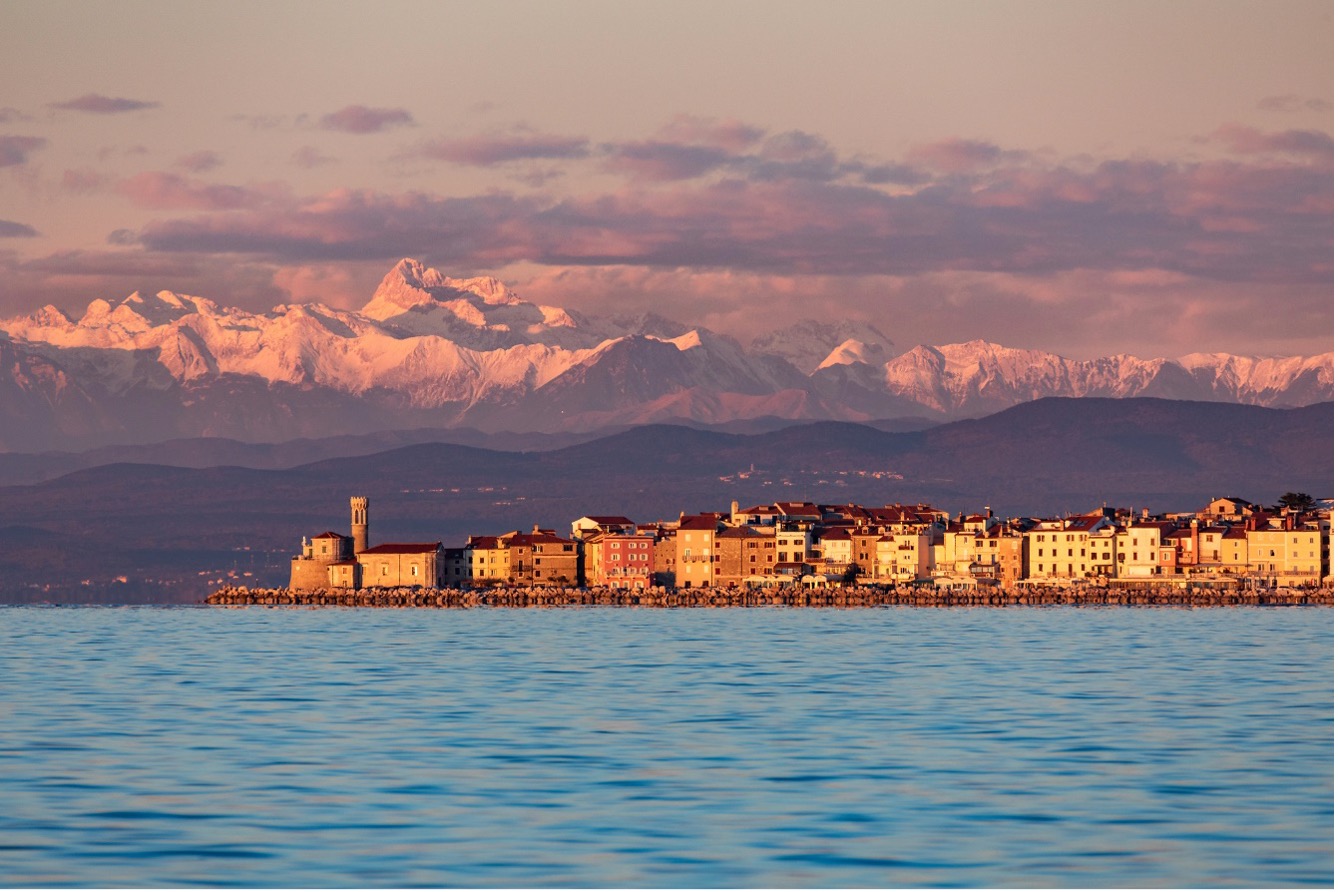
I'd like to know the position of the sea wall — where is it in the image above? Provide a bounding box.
[207,583,1334,609]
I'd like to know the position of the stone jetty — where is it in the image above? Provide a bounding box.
[206,583,1334,609]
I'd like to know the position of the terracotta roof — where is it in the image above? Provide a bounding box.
[579,515,635,526]
[313,531,348,540]
[505,532,576,546]
[678,514,720,531]
[775,501,821,516]
[359,542,442,555]
[717,526,768,539]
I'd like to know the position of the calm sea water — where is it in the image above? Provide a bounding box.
[0,605,1331,887]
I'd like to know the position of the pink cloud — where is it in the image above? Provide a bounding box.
[420,132,590,165]
[318,105,414,134]
[0,135,46,167]
[602,141,735,181]
[292,145,337,168]
[1258,95,1332,114]
[271,263,380,309]
[174,150,223,173]
[0,219,38,238]
[1211,124,1333,157]
[907,138,1008,173]
[654,115,765,151]
[50,93,159,114]
[61,168,110,194]
[0,249,290,317]
[127,145,1331,290]
[116,172,283,211]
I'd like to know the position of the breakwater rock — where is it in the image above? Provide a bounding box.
[206,583,1334,609]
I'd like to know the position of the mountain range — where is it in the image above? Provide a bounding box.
[0,258,1331,451]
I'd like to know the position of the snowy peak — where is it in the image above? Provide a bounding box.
[110,290,218,331]
[361,258,593,349]
[817,338,886,370]
[363,258,521,320]
[752,318,895,374]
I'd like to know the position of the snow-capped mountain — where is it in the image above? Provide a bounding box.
[0,259,1330,450]
[752,319,896,375]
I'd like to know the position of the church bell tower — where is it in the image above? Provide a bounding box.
[351,496,369,554]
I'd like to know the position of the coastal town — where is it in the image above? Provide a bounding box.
[208,493,1335,606]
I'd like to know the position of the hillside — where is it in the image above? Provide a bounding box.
[0,398,1329,604]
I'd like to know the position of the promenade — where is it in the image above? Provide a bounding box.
[207,583,1334,609]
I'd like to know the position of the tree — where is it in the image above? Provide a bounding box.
[1275,492,1318,513]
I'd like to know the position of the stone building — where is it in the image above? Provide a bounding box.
[356,542,446,588]
[289,497,368,592]
[288,496,446,591]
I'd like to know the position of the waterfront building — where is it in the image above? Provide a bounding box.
[1245,521,1324,585]
[676,513,721,588]
[1024,515,1118,583]
[498,528,580,585]
[714,525,777,587]
[443,547,469,586]
[465,535,510,584]
[875,531,932,582]
[1114,521,1171,579]
[817,527,854,576]
[356,542,447,588]
[586,530,657,589]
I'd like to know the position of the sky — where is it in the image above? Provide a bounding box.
[0,0,1331,359]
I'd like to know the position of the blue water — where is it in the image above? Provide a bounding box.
[0,606,1331,887]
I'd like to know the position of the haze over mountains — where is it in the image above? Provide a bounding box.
[0,258,1330,452]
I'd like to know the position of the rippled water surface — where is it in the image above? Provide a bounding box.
[1,606,1331,887]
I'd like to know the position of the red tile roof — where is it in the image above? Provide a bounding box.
[359,543,443,555]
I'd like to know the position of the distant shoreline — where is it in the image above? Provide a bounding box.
[207,584,1334,609]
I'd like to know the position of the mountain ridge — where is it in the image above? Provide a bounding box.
[1,258,1330,451]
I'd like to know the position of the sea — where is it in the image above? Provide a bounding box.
[0,605,1331,888]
